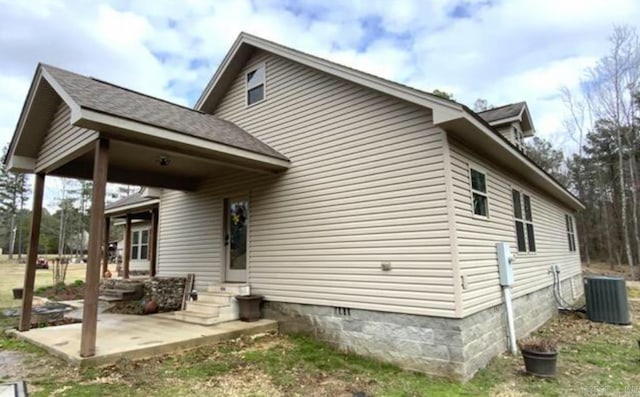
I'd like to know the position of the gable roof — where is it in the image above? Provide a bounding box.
[42,65,288,161]
[478,102,526,123]
[105,192,153,211]
[477,102,535,136]
[195,32,582,211]
[5,63,289,174]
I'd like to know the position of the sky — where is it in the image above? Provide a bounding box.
[1,0,639,206]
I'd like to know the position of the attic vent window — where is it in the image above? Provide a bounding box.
[246,64,265,106]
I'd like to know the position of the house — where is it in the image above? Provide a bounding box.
[6,33,583,380]
[103,188,160,277]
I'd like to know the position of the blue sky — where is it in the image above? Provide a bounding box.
[0,0,639,205]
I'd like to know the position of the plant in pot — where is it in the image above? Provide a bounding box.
[518,337,558,378]
[235,295,263,322]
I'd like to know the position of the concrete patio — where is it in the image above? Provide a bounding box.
[9,314,277,367]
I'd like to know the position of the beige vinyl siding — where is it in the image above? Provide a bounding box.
[449,138,581,316]
[158,49,456,317]
[157,183,224,291]
[36,101,98,172]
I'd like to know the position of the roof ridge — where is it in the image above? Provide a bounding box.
[477,101,525,113]
[41,64,207,115]
[238,33,463,109]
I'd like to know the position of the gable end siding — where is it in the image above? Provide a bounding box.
[448,137,581,316]
[36,101,98,172]
[158,49,457,317]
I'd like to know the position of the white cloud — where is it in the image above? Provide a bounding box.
[1,0,639,205]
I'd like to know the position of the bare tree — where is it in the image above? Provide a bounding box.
[583,26,640,275]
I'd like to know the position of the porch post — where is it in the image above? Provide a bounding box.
[18,173,45,332]
[123,215,131,279]
[149,208,158,277]
[80,139,109,357]
[102,216,110,277]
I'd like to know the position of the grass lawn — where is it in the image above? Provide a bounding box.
[0,289,639,396]
[0,256,86,308]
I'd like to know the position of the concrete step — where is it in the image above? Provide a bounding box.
[207,284,250,296]
[197,291,234,304]
[99,288,142,300]
[173,310,222,326]
[98,295,128,303]
[186,301,225,315]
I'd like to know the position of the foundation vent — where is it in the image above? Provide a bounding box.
[334,307,351,316]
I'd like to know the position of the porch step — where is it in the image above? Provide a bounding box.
[173,310,235,326]
[197,291,234,304]
[99,288,142,300]
[169,283,248,326]
[207,283,250,296]
[185,301,226,316]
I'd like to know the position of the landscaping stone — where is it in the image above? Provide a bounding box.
[100,277,186,314]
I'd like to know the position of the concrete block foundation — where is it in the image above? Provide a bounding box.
[263,273,583,381]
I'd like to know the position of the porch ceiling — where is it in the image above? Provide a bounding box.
[49,139,254,191]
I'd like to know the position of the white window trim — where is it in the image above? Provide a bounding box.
[245,62,266,107]
[512,186,536,255]
[468,165,489,220]
[131,228,150,261]
[566,214,577,252]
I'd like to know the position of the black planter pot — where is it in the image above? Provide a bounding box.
[12,288,23,300]
[521,349,558,378]
[235,295,263,322]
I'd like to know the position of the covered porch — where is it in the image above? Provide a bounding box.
[6,64,289,359]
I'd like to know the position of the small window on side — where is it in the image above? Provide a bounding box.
[512,189,536,253]
[470,168,488,217]
[246,64,265,106]
[566,214,576,252]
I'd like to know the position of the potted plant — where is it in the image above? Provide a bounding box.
[12,288,23,300]
[235,295,263,322]
[518,337,558,378]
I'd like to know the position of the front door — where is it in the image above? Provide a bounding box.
[225,197,248,282]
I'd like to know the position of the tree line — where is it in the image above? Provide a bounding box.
[0,145,135,264]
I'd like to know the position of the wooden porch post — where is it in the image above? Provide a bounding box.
[102,216,110,277]
[19,173,45,332]
[80,139,109,357]
[149,208,158,277]
[123,215,131,279]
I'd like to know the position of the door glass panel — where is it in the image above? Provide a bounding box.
[229,200,248,270]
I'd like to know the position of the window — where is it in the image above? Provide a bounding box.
[470,168,488,217]
[246,64,265,105]
[512,189,536,253]
[566,214,576,252]
[131,229,149,260]
[513,126,524,148]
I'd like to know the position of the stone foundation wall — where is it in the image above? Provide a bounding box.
[263,273,583,381]
[100,277,186,313]
[144,277,186,312]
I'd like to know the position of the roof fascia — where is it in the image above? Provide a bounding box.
[75,108,291,170]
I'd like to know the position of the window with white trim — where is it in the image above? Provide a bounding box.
[512,189,536,253]
[566,214,576,252]
[131,229,149,260]
[246,64,265,106]
[470,168,488,217]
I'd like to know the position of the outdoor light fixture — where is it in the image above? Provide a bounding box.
[158,156,171,166]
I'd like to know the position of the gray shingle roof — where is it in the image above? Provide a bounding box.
[41,64,288,161]
[105,193,155,212]
[477,102,526,124]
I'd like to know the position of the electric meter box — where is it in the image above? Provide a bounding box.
[496,242,514,287]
